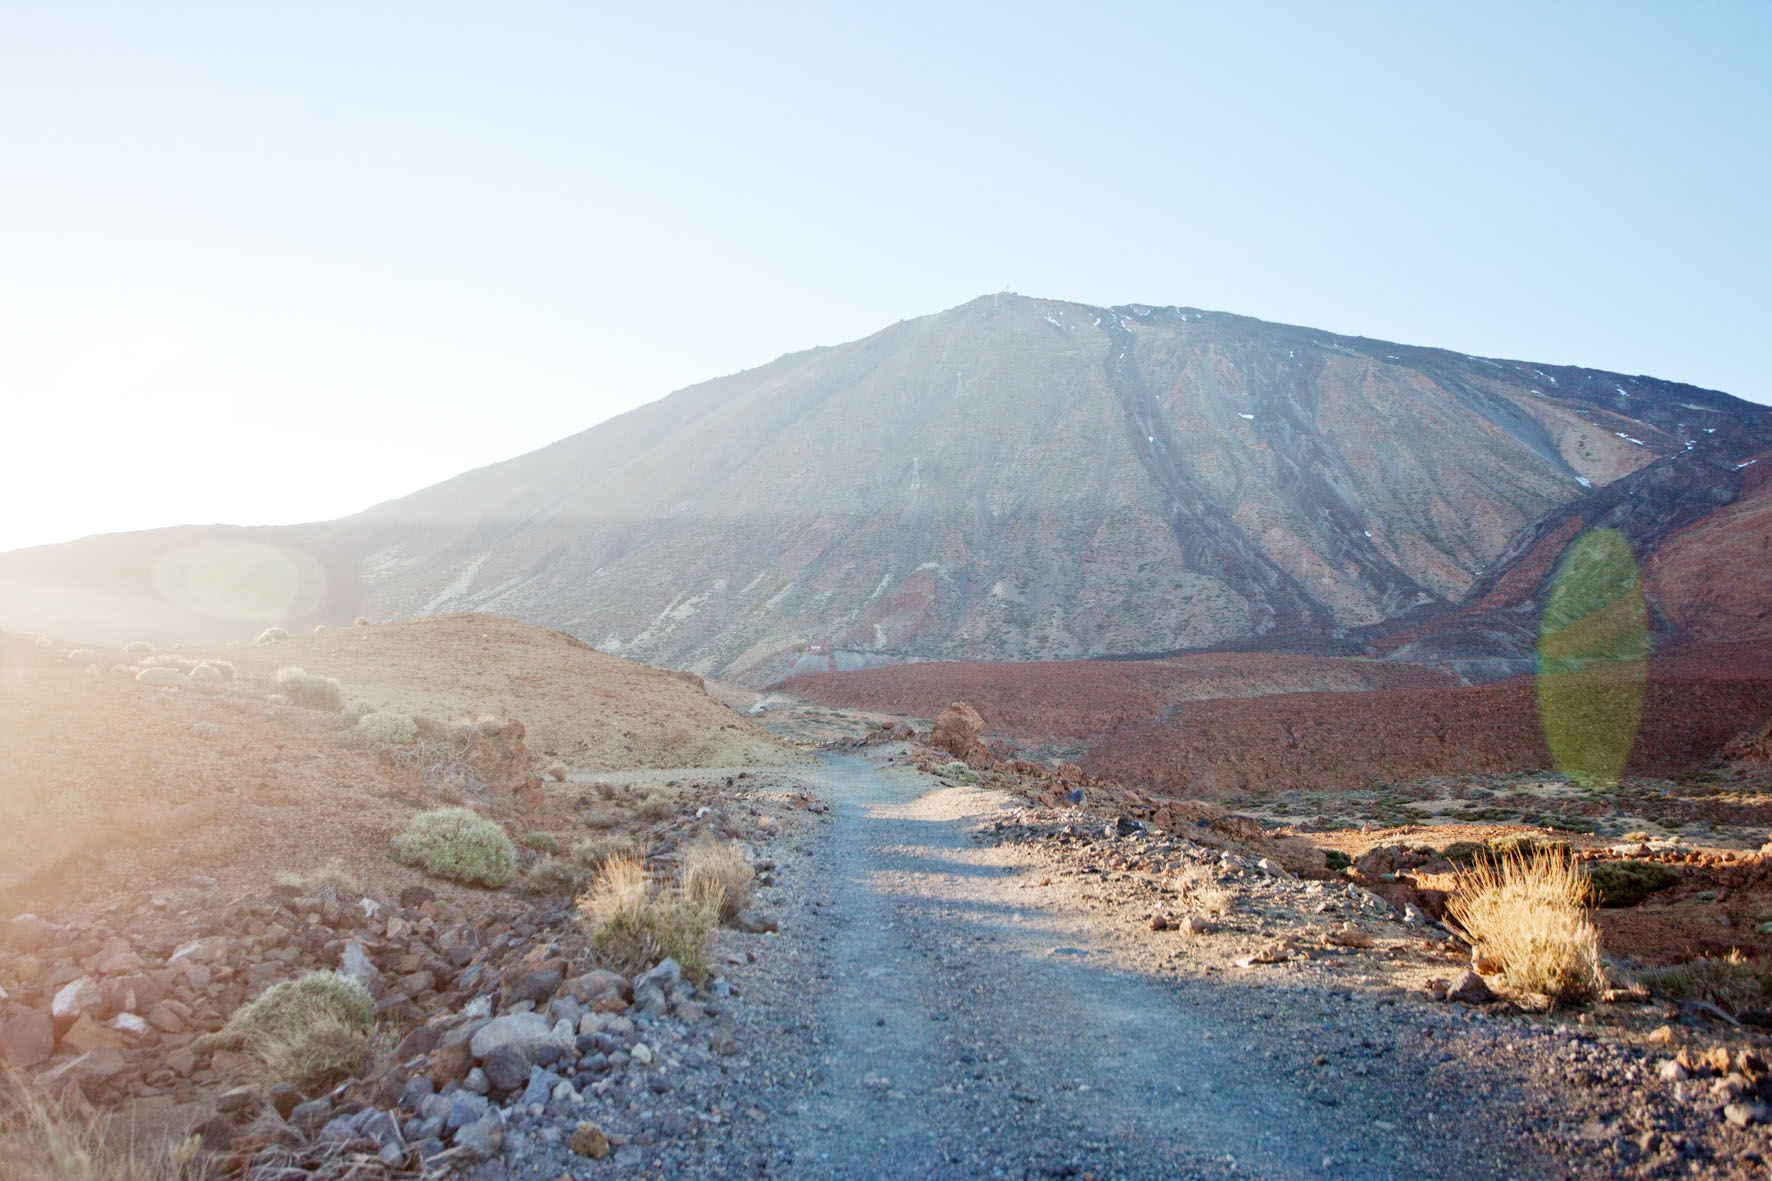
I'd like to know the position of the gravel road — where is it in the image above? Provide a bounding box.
[654,751,1569,1179]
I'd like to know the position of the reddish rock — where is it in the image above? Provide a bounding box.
[561,970,632,1008]
[930,702,985,759]
[0,1009,55,1067]
[426,1041,473,1087]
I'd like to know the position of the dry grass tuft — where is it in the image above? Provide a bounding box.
[1446,852,1603,1006]
[578,855,713,982]
[356,711,418,745]
[275,858,364,896]
[1172,866,1234,916]
[274,667,343,711]
[680,837,753,923]
[196,972,375,1092]
[635,787,676,822]
[1635,951,1770,1011]
[0,1072,204,1180]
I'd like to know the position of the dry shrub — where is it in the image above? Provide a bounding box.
[1635,951,1770,1011]
[1172,866,1234,916]
[354,616,371,627]
[255,627,288,645]
[275,858,364,896]
[357,711,418,745]
[275,667,343,711]
[1446,852,1602,1006]
[578,856,713,982]
[123,640,155,655]
[680,837,753,923]
[635,787,676,822]
[546,761,568,782]
[387,735,487,794]
[521,835,634,895]
[197,972,375,1092]
[0,1072,203,1180]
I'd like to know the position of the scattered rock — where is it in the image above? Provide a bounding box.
[1447,971,1495,1005]
[570,1120,610,1159]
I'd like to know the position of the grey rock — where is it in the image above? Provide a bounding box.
[455,1112,505,1160]
[483,1044,529,1093]
[520,1066,562,1108]
[402,1074,435,1107]
[732,909,778,934]
[1447,971,1495,1005]
[464,1067,490,1095]
[359,1109,403,1148]
[469,1011,555,1062]
[37,1047,126,1094]
[289,1099,333,1133]
[446,1093,491,1132]
[1725,1102,1771,1128]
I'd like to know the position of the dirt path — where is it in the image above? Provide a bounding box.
[699,751,1565,1179]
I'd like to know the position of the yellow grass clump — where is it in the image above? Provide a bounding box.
[0,1073,202,1180]
[1446,852,1603,1006]
[578,855,713,982]
[680,837,754,923]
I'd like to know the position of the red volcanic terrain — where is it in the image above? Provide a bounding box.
[785,645,1772,802]
[777,652,1456,742]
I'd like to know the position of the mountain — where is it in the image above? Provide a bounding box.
[4,294,1768,683]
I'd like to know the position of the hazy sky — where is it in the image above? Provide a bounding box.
[3,2,1768,553]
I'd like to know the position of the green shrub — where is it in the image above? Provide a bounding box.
[935,760,980,783]
[524,831,561,855]
[197,971,374,1091]
[1584,860,1677,907]
[1321,849,1351,872]
[256,627,288,644]
[392,807,516,887]
[275,666,343,711]
[358,711,419,745]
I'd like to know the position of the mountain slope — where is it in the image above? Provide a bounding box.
[3,294,1766,682]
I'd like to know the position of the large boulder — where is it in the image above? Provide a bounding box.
[930,702,985,759]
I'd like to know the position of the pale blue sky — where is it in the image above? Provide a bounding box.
[2,2,1768,552]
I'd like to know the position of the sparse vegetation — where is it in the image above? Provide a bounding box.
[276,858,365,895]
[1584,860,1678,908]
[187,663,225,688]
[255,627,288,644]
[275,666,343,711]
[0,1072,203,1180]
[1446,852,1603,1006]
[578,855,714,982]
[680,836,754,923]
[123,640,154,655]
[190,721,219,738]
[391,807,516,887]
[386,734,488,794]
[524,831,561,854]
[934,759,981,783]
[196,971,375,1091]
[546,760,568,782]
[357,711,418,745]
[520,834,637,895]
[354,616,371,627]
[1635,951,1770,1011]
[636,787,676,822]
[1173,866,1234,916]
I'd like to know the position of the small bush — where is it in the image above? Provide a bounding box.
[33,636,52,648]
[256,627,288,645]
[578,856,713,982]
[124,640,155,655]
[524,831,561,855]
[681,837,754,923]
[1446,853,1602,1006]
[135,667,190,688]
[546,761,568,782]
[636,787,676,822]
[392,808,516,887]
[1173,866,1234,915]
[934,760,980,783]
[188,663,225,688]
[358,711,418,745]
[190,721,220,738]
[1321,849,1352,872]
[1442,840,1487,865]
[1484,834,1571,862]
[1584,860,1678,908]
[354,616,371,627]
[275,858,364,895]
[1635,951,1769,1010]
[571,834,636,874]
[0,1073,203,1180]
[275,666,343,711]
[66,649,99,665]
[197,971,374,1091]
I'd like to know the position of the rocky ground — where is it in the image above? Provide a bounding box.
[8,667,1772,1178]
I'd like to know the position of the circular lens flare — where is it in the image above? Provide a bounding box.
[152,542,327,619]
[1536,527,1647,788]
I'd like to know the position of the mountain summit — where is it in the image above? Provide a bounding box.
[5,294,1767,682]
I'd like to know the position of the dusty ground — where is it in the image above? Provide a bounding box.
[0,618,805,912]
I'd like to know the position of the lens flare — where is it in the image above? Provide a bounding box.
[151,542,327,619]
[1535,527,1647,788]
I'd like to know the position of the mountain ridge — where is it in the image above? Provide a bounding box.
[3,293,1766,683]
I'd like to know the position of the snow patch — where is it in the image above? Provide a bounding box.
[1238,412,1255,421]
[1616,385,1630,398]
[422,554,490,614]
[1576,476,1592,488]
[1614,432,1647,446]
[1738,459,1760,470]
[1043,313,1064,329]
